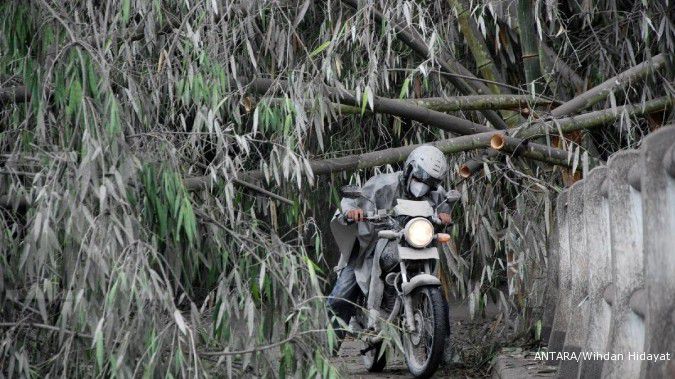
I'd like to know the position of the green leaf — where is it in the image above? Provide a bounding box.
[66,79,82,118]
[121,0,131,24]
[93,318,105,370]
[399,77,410,99]
[309,40,331,58]
[535,319,542,340]
[360,90,368,115]
[108,96,120,134]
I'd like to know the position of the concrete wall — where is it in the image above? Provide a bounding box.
[540,126,675,379]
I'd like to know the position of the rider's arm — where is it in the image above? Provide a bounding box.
[340,174,388,221]
[432,186,451,214]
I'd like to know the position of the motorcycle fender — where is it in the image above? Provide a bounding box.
[401,274,441,296]
[397,246,439,260]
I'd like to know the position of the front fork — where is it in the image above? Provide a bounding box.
[400,261,434,332]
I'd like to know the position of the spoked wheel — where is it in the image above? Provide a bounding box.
[402,287,446,378]
[362,340,387,372]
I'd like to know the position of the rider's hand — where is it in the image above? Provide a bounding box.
[346,208,364,222]
[438,212,452,225]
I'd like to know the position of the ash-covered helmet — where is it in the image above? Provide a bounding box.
[403,145,448,198]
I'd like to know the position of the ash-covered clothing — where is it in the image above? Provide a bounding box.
[328,171,450,329]
[334,171,450,292]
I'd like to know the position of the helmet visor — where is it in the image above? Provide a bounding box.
[412,170,440,188]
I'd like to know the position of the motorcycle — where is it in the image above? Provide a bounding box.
[330,185,460,378]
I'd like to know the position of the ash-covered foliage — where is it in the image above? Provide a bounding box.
[0,0,672,377]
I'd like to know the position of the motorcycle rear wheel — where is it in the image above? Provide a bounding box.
[402,287,446,378]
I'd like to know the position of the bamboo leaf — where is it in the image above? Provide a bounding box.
[121,0,130,24]
[309,40,330,58]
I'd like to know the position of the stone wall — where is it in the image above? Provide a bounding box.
[541,126,675,378]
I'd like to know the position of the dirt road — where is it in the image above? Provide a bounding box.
[330,296,507,378]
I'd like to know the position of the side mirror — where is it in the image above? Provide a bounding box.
[340,185,363,199]
[445,189,461,203]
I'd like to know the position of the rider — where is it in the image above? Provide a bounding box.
[327,145,453,343]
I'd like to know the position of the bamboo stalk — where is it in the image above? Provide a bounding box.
[490,133,600,167]
[340,0,509,130]
[448,0,525,127]
[512,96,672,139]
[186,97,671,191]
[409,95,556,112]
[549,53,667,117]
[251,78,494,135]
[449,0,503,95]
[459,153,489,178]
[517,0,543,93]
[540,43,585,91]
[11,86,555,113]
[184,133,498,191]
[458,54,668,177]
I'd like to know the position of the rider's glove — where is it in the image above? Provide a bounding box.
[438,212,452,225]
[346,208,364,222]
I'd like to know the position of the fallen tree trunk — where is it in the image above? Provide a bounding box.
[459,53,668,177]
[550,53,667,117]
[250,78,494,135]
[185,96,671,192]
[326,95,555,114]
[409,95,556,112]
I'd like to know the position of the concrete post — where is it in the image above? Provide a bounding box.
[547,189,571,365]
[601,150,644,379]
[559,181,590,378]
[579,166,613,378]
[541,193,560,343]
[640,127,675,378]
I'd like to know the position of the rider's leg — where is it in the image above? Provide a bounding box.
[327,264,360,350]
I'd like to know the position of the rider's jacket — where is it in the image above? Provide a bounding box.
[333,171,452,292]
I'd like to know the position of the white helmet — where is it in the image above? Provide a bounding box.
[403,145,448,198]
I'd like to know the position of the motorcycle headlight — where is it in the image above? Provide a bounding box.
[404,218,434,248]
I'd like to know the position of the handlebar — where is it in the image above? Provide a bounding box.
[341,211,451,226]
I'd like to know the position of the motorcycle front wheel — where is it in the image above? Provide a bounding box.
[402,287,446,378]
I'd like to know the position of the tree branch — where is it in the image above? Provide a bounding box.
[549,53,667,117]
[459,53,669,177]
[340,0,509,130]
